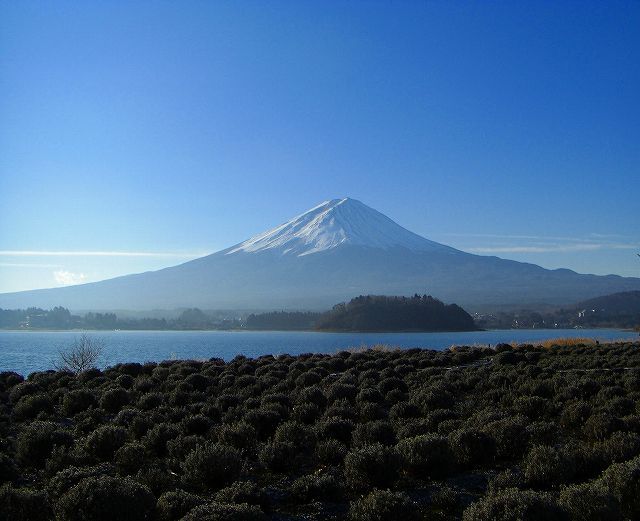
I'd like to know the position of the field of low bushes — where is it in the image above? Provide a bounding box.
[2,340,640,520]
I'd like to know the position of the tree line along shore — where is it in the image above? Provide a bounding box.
[0,295,479,333]
[2,291,639,332]
[2,339,640,520]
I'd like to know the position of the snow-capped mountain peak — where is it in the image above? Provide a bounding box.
[226,197,447,256]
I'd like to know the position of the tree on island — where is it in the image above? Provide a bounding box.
[315,294,478,332]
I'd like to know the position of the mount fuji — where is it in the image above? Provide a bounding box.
[2,198,639,311]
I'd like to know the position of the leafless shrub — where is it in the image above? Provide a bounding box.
[56,334,105,374]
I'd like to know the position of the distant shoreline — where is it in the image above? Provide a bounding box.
[0,326,632,333]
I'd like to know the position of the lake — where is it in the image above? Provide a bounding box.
[1,328,638,376]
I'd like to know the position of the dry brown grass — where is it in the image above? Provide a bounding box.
[535,337,597,349]
[344,343,399,353]
[448,343,491,351]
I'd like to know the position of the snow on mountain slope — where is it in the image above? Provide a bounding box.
[226,198,451,256]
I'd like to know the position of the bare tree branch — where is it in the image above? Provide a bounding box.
[55,334,104,374]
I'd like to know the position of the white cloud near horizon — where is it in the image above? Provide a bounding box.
[433,232,640,255]
[441,232,635,243]
[53,270,87,285]
[468,244,626,254]
[467,243,639,254]
[0,250,208,258]
[0,262,62,268]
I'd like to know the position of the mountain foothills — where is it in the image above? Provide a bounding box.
[1,198,639,311]
[477,291,640,330]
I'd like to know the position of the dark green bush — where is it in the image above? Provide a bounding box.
[583,414,624,441]
[494,351,520,365]
[358,402,387,422]
[182,443,243,491]
[62,389,98,417]
[525,420,557,446]
[9,381,39,403]
[523,445,576,487]
[598,431,640,465]
[559,401,591,431]
[315,439,348,465]
[389,401,419,422]
[16,420,73,468]
[513,395,549,420]
[137,392,163,411]
[46,464,112,499]
[327,383,357,403]
[273,420,315,450]
[0,453,19,483]
[116,374,135,388]
[352,420,395,447]
[414,388,454,411]
[603,396,634,416]
[558,482,621,521]
[598,455,640,518]
[114,363,144,377]
[167,434,205,459]
[114,442,147,475]
[242,409,281,440]
[396,433,453,477]
[344,443,401,490]
[214,481,269,511]
[181,414,211,436]
[181,502,266,521]
[296,386,327,409]
[289,402,319,424]
[157,489,204,521]
[55,475,155,521]
[483,416,528,460]
[296,371,322,387]
[84,425,127,460]
[430,485,464,512]
[462,488,566,521]
[449,428,496,468]
[315,417,354,444]
[0,484,51,521]
[143,422,180,456]
[100,387,130,413]
[185,373,209,391]
[487,468,526,492]
[356,388,384,405]
[290,471,343,502]
[258,441,296,472]
[13,393,53,420]
[0,371,24,392]
[349,489,419,521]
[135,463,177,496]
[215,421,253,449]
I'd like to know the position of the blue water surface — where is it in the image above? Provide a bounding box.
[0,328,637,376]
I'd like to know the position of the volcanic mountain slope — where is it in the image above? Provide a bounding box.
[1,198,639,311]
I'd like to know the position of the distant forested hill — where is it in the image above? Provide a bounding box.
[315,295,478,332]
[476,291,640,330]
[577,291,640,315]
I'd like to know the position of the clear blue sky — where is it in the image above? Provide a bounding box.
[1,1,639,293]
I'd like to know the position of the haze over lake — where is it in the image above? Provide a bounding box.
[2,328,637,376]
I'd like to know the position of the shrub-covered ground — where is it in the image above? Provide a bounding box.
[2,341,640,520]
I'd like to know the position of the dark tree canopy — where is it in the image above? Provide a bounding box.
[315,294,478,332]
